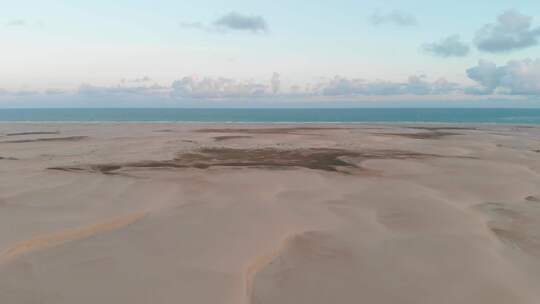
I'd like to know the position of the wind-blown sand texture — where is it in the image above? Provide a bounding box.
[1,123,540,303]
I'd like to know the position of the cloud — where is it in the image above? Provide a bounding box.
[370,10,417,26]
[4,62,540,108]
[474,10,540,53]
[77,83,168,97]
[179,21,208,31]
[45,89,68,95]
[5,19,27,27]
[171,76,269,99]
[180,12,268,34]
[271,73,280,94]
[422,35,470,57]
[319,75,458,96]
[121,76,152,84]
[466,59,540,95]
[213,12,268,33]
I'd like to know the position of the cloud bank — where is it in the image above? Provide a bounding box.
[474,10,540,53]
[319,75,458,96]
[422,35,470,57]
[2,59,540,107]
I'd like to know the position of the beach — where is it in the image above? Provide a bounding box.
[1,123,540,303]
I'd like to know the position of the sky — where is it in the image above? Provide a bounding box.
[1,0,540,107]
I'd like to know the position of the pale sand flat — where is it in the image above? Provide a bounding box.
[0,123,539,304]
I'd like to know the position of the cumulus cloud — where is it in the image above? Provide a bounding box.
[422,35,470,57]
[466,59,540,95]
[171,76,269,99]
[370,10,417,26]
[319,75,458,96]
[213,12,268,33]
[474,10,540,53]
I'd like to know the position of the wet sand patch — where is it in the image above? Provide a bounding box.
[6,132,60,136]
[213,135,253,142]
[1,136,88,144]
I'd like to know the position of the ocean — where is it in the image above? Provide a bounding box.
[0,108,540,124]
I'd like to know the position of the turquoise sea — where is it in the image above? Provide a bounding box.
[1,108,540,124]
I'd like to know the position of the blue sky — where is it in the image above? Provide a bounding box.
[1,0,540,107]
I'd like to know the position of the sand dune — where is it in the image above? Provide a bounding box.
[0,123,540,303]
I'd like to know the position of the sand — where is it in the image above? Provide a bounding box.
[1,123,540,303]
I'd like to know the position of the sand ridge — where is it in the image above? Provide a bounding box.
[0,211,147,263]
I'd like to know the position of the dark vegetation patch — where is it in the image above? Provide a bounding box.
[48,147,441,175]
[196,127,349,135]
[526,196,540,203]
[213,136,253,142]
[5,131,60,136]
[407,126,476,131]
[1,136,88,144]
[375,131,459,140]
[0,156,18,160]
[50,165,123,175]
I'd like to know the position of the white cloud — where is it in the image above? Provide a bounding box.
[422,35,470,57]
[171,76,268,98]
[467,59,540,95]
[370,10,417,26]
[318,75,459,96]
[474,10,540,53]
